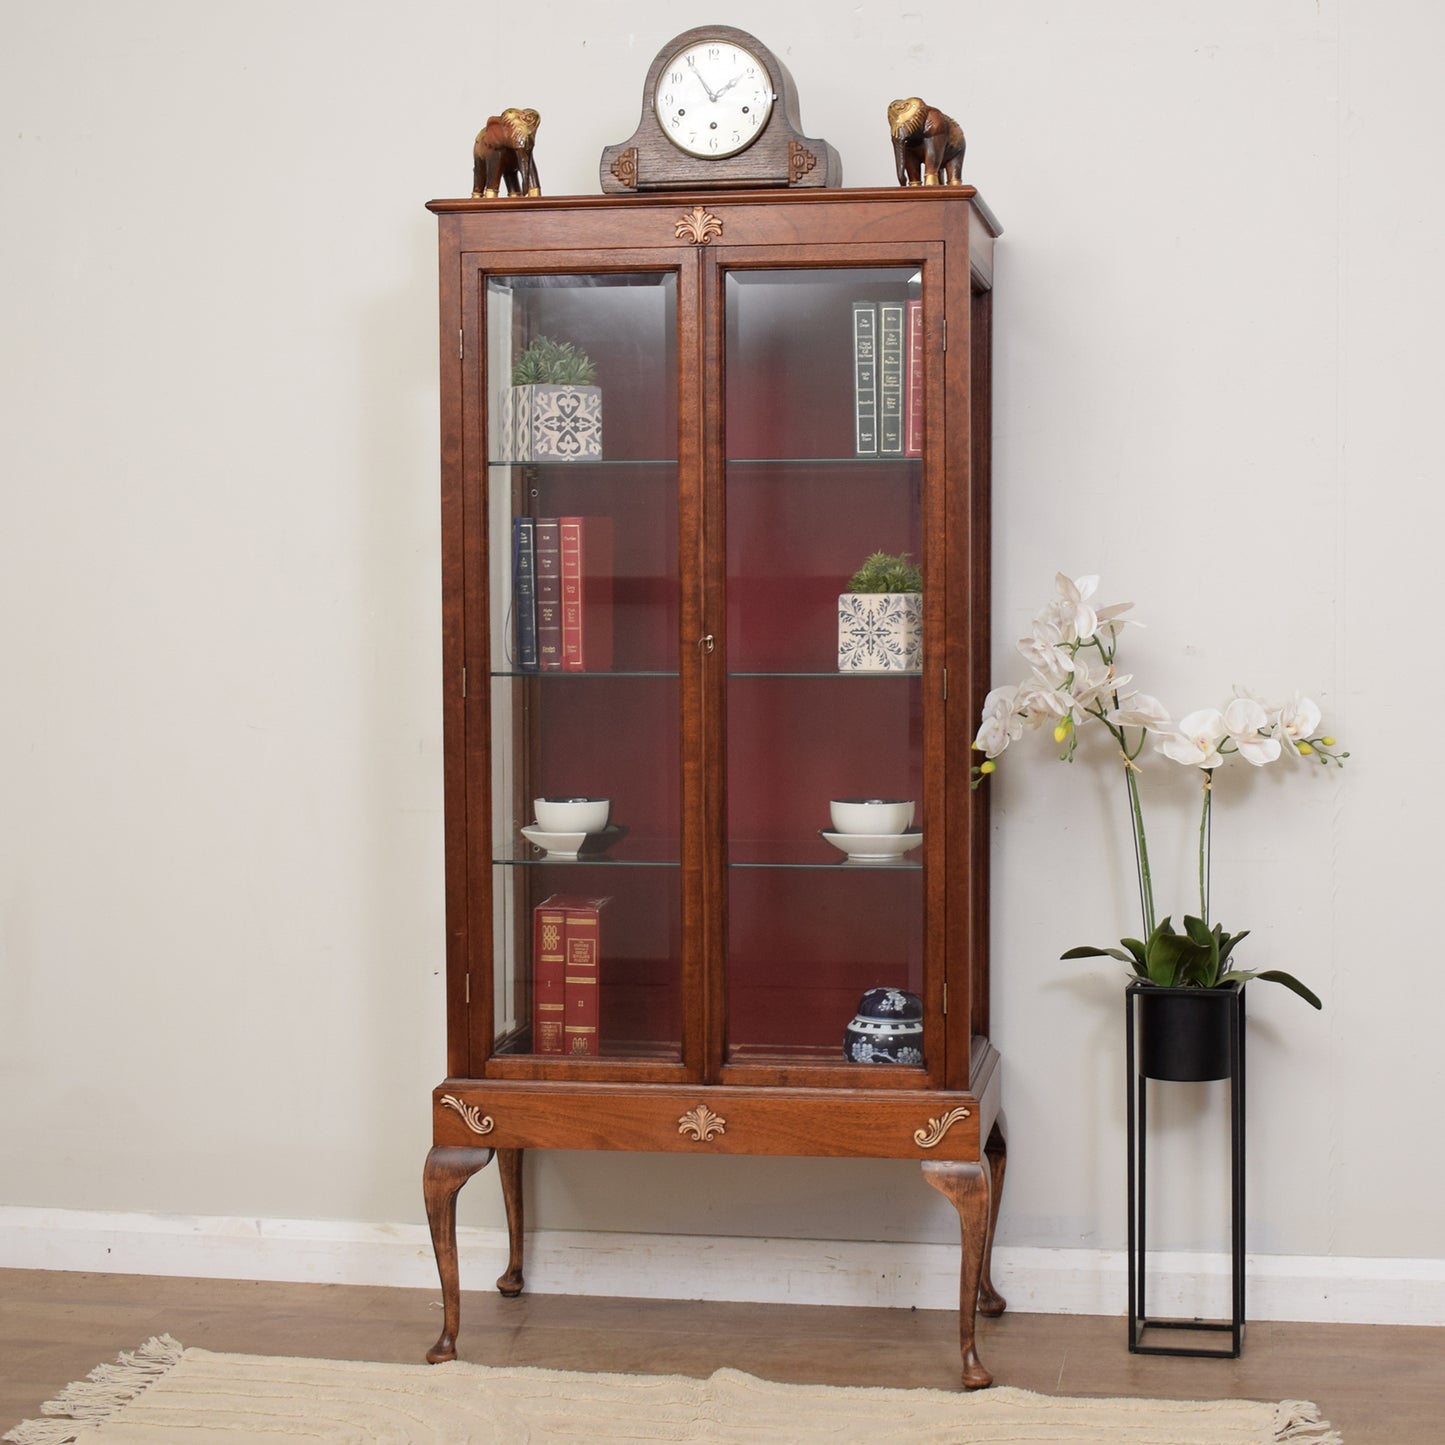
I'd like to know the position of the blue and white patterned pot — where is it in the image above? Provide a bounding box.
[837,592,923,673]
[844,987,925,1065]
[503,384,603,461]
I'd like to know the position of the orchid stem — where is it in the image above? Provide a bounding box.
[1198,772,1212,925]
[1124,755,1155,936]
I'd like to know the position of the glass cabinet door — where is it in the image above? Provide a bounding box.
[483,270,684,1067]
[722,265,928,1074]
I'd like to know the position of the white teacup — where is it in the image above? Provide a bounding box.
[829,798,914,835]
[534,796,610,834]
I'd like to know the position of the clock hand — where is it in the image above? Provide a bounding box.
[713,73,744,99]
[686,56,719,103]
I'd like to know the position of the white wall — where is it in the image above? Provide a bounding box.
[3,0,1441,1300]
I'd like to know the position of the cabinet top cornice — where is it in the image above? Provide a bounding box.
[427,185,1002,239]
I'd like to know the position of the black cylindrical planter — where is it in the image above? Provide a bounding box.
[1137,984,1238,1081]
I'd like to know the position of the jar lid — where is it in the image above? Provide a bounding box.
[854,987,923,1021]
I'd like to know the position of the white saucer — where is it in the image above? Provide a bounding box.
[521,823,625,859]
[820,827,923,861]
[522,825,586,858]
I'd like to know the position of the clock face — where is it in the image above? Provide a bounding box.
[653,39,775,158]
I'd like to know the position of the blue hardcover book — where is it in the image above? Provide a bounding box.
[512,516,538,671]
[852,301,878,457]
[533,518,564,671]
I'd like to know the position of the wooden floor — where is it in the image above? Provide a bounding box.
[3,1269,1440,1441]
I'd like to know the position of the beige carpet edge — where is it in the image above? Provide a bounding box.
[5,1335,1343,1445]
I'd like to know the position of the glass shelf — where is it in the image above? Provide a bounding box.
[486,456,919,471]
[729,837,924,869]
[729,670,923,680]
[488,458,679,470]
[726,456,923,468]
[491,668,681,680]
[495,833,681,868]
[490,669,920,681]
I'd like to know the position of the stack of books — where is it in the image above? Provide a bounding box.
[532,894,610,1056]
[511,515,614,672]
[852,298,923,459]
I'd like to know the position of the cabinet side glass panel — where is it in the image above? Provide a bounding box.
[723,267,925,1069]
[485,273,682,1063]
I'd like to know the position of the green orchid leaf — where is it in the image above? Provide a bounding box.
[1216,928,1250,967]
[1143,929,1209,988]
[1183,915,1212,946]
[1249,968,1324,1010]
[1117,937,1149,975]
[1061,945,1139,966]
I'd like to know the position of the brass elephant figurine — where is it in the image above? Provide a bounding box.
[887,98,965,187]
[472,107,541,198]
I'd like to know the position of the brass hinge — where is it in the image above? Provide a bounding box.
[459,329,464,361]
[462,666,468,698]
[942,981,948,1015]
[941,317,947,352]
[465,973,471,1005]
[942,666,948,701]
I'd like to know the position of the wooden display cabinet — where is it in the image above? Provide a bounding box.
[422,186,1006,1387]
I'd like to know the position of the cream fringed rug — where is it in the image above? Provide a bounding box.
[6,1335,1342,1445]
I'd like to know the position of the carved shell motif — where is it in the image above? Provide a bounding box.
[677,1104,726,1141]
[675,206,723,245]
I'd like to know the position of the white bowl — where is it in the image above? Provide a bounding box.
[829,798,914,835]
[534,796,610,834]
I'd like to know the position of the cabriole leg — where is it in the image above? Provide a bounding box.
[423,1145,493,1363]
[922,1156,995,1389]
[978,1116,1008,1317]
[495,1147,525,1296]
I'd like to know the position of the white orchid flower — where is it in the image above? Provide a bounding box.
[1275,692,1323,756]
[1053,572,1101,643]
[1108,691,1172,732]
[1159,708,1228,769]
[974,684,1026,758]
[1222,696,1282,767]
[1096,600,1137,630]
[1016,617,1073,686]
[1067,652,1130,718]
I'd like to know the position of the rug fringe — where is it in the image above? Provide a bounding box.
[3,1335,184,1445]
[1274,1397,1343,1444]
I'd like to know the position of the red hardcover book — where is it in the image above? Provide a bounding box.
[559,516,614,671]
[905,298,924,458]
[539,893,610,1057]
[533,518,563,671]
[531,896,569,1054]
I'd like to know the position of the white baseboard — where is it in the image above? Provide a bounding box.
[2,1205,1441,1327]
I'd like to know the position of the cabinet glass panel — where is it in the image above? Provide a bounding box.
[485,272,682,1063]
[723,267,925,1069]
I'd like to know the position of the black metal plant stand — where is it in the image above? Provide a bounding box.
[1126,980,1245,1357]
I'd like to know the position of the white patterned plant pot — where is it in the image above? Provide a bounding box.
[837,593,923,673]
[503,384,602,462]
